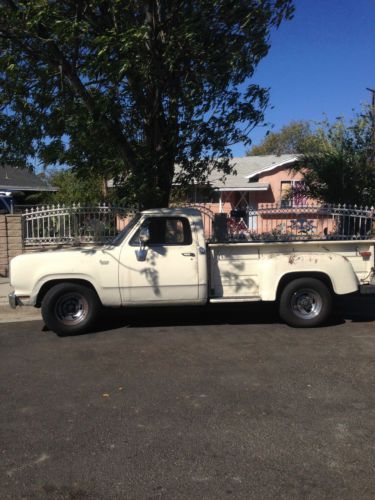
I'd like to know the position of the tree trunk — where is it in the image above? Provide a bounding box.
[140,159,174,209]
[101,176,108,200]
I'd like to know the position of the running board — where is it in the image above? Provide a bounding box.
[210,296,261,303]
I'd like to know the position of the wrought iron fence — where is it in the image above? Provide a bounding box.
[22,204,137,246]
[210,203,375,242]
[21,202,375,246]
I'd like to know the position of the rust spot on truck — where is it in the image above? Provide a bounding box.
[288,254,305,265]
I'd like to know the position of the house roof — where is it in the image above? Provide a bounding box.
[207,154,299,190]
[108,154,300,191]
[0,165,57,192]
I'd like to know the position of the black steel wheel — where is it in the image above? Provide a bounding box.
[41,283,101,336]
[279,277,332,327]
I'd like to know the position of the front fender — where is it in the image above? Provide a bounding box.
[260,253,359,301]
[10,249,122,307]
[30,273,102,306]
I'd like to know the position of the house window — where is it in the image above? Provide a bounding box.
[280,180,307,207]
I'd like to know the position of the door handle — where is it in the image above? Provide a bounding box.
[182,252,195,257]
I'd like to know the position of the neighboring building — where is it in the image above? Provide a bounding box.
[0,165,57,212]
[0,164,57,194]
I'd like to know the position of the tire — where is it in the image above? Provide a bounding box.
[279,277,332,328]
[41,283,101,336]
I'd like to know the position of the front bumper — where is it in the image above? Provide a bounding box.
[8,291,18,309]
[8,292,34,308]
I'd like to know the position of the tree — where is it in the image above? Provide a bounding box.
[48,168,140,206]
[294,108,375,206]
[45,169,104,205]
[0,0,294,208]
[248,120,325,155]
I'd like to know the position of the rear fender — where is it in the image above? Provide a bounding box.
[260,253,358,301]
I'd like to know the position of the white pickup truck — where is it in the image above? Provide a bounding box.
[9,207,375,335]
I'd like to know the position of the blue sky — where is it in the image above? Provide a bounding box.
[233,0,375,156]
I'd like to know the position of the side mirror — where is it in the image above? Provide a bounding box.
[139,227,150,245]
[136,227,150,261]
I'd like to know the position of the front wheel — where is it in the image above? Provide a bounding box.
[41,283,101,336]
[279,277,332,327]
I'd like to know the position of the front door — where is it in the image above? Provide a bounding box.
[119,216,200,304]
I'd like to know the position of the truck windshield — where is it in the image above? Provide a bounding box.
[111,214,141,246]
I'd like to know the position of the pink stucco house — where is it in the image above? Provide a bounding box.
[184,154,336,237]
[186,154,306,213]
[204,154,303,211]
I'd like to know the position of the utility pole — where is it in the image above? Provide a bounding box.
[367,87,375,159]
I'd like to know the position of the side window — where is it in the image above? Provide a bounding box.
[130,217,192,246]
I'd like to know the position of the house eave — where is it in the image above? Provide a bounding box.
[216,184,270,192]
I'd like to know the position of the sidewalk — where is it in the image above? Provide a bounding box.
[0,277,12,306]
[0,278,41,323]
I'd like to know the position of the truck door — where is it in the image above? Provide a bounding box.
[119,215,202,304]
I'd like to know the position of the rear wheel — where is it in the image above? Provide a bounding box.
[279,277,332,327]
[41,283,101,336]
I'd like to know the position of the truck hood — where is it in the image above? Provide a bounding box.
[10,247,104,292]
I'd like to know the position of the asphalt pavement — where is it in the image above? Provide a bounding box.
[1,300,375,499]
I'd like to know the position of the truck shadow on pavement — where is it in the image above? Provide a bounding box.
[77,294,375,335]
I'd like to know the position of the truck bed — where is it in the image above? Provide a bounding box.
[208,240,374,301]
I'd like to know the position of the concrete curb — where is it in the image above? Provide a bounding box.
[0,281,11,307]
[0,281,42,323]
[0,305,42,324]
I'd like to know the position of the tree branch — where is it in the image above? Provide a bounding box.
[1,0,137,169]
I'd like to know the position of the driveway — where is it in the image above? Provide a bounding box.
[1,299,375,499]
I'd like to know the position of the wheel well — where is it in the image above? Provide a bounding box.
[276,272,334,300]
[36,279,99,307]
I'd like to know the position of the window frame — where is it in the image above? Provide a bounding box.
[129,216,193,247]
[280,180,307,208]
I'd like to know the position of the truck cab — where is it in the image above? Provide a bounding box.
[115,208,208,305]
